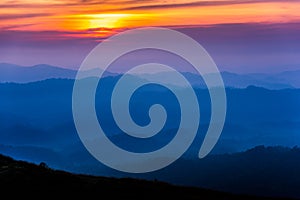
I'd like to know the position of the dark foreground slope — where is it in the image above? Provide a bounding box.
[0,154,285,199]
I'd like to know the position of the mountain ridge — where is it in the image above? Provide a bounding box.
[1,146,300,199]
[0,152,295,199]
[0,63,299,89]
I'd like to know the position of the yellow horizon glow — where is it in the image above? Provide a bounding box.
[87,14,132,29]
[58,13,157,31]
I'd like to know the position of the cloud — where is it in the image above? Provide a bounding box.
[0,0,298,10]
[0,23,37,31]
[0,13,52,20]
[0,29,111,48]
[118,0,299,11]
[0,0,298,14]
[1,21,299,48]
[0,21,299,71]
[0,0,135,9]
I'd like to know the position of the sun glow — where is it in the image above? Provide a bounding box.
[56,13,157,37]
[86,13,132,29]
[59,13,154,32]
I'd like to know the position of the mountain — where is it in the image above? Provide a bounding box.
[221,71,294,89]
[0,63,118,83]
[0,63,77,82]
[0,153,278,199]
[0,63,298,89]
[0,78,299,158]
[139,71,294,89]
[275,70,300,88]
[0,78,300,198]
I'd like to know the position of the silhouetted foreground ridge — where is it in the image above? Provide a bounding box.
[0,154,292,199]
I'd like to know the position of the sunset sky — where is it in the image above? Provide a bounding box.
[0,0,300,73]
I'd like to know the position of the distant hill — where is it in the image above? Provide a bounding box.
[0,153,278,199]
[275,70,300,88]
[0,63,77,82]
[0,78,299,153]
[139,71,294,89]
[0,63,117,83]
[0,63,299,89]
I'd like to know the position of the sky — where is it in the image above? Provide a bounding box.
[0,0,300,73]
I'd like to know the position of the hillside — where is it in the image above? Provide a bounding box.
[0,154,288,199]
[0,76,299,198]
[0,78,299,155]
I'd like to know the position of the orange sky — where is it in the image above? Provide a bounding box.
[1,0,300,36]
[1,1,300,72]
